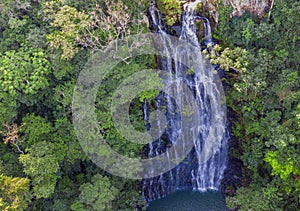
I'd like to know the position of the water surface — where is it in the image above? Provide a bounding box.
[147,190,227,211]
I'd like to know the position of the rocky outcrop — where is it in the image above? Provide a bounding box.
[181,0,272,28]
[183,0,219,28]
[223,0,272,18]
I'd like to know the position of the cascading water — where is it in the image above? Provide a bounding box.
[142,3,228,202]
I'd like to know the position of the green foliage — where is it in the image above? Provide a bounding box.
[53,118,86,163]
[203,44,248,73]
[0,92,17,126]
[96,57,157,159]
[19,141,66,199]
[265,151,298,180]
[215,1,300,209]
[45,2,90,59]
[0,155,23,178]
[40,176,80,211]
[21,114,53,145]
[51,81,75,118]
[186,67,195,75]
[71,174,118,211]
[226,185,283,211]
[157,0,182,25]
[0,12,46,53]
[110,176,146,210]
[0,0,159,210]
[139,90,160,102]
[0,47,50,103]
[0,175,31,211]
[44,0,146,59]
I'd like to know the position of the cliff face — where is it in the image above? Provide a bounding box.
[182,0,272,28]
[224,0,271,17]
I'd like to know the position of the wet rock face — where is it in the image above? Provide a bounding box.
[201,0,219,28]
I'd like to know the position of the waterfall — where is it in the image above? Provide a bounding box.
[143,4,228,202]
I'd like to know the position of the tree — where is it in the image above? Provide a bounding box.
[44,0,142,59]
[0,47,50,105]
[19,141,65,199]
[71,174,118,211]
[226,185,283,210]
[0,92,17,128]
[0,175,31,211]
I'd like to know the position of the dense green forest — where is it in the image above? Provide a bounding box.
[212,1,300,210]
[0,0,299,210]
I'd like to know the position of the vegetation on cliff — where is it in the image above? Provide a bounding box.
[210,0,300,210]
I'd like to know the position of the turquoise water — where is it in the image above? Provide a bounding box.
[147,190,227,211]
